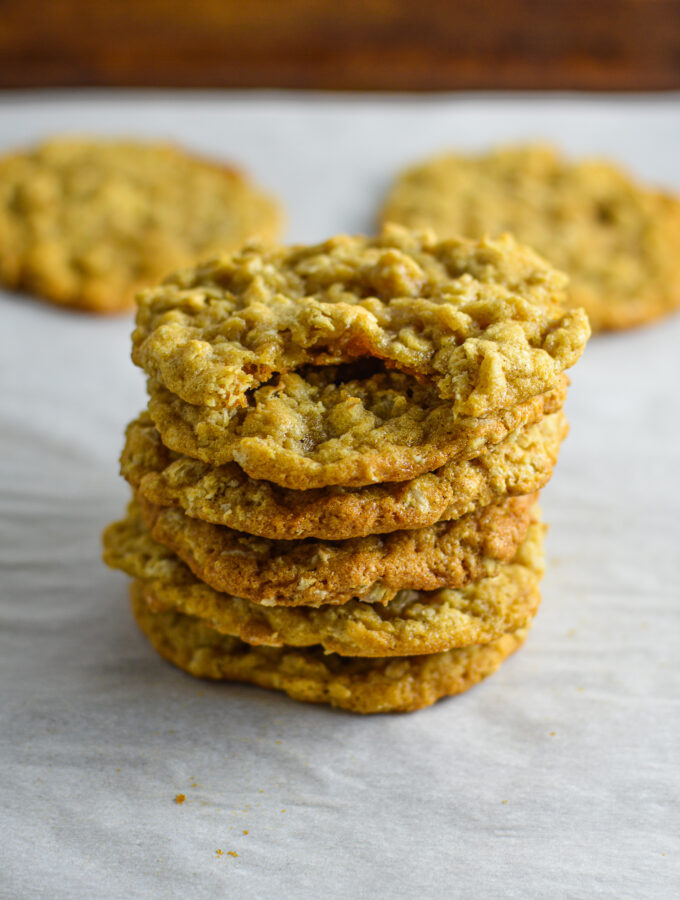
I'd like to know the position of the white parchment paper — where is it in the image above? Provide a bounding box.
[0,92,678,900]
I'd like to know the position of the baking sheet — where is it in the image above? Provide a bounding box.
[0,92,678,899]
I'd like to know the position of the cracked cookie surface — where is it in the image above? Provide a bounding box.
[132,226,588,411]
[130,585,530,714]
[381,144,680,332]
[147,364,568,489]
[102,508,544,657]
[0,137,281,312]
[136,492,537,606]
[122,410,566,540]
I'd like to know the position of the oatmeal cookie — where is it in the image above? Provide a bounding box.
[132,226,588,412]
[102,509,544,657]
[130,584,531,713]
[122,410,566,540]
[381,144,680,332]
[146,365,568,489]
[136,492,537,606]
[0,137,281,312]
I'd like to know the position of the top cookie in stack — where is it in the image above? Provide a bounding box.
[103,225,590,713]
[131,225,587,488]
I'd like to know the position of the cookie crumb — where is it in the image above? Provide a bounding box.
[243,830,249,835]
[549,731,556,737]
[228,851,238,858]
[216,849,223,857]
[175,793,186,804]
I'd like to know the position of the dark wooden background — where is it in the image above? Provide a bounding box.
[1,0,679,91]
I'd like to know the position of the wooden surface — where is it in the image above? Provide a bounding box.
[1,0,680,91]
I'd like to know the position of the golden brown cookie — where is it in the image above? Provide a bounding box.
[136,492,537,607]
[122,410,566,540]
[381,144,680,332]
[102,508,544,657]
[0,137,281,313]
[146,365,568,489]
[132,225,589,412]
[130,584,531,714]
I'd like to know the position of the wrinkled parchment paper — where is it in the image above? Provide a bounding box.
[1,93,678,899]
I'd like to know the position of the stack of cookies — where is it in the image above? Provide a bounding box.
[103,226,590,713]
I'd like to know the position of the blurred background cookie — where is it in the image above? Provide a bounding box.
[381,144,680,332]
[0,137,281,313]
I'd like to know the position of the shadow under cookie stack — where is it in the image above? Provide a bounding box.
[103,226,590,713]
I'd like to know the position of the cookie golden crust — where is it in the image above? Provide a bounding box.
[381,144,680,332]
[122,410,566,540]
[132,226,589,412]
[130,585,530,713]
[136,492,537,607]
[0,137,281,313]
[147,364,568,489]
[102,510,544,657]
